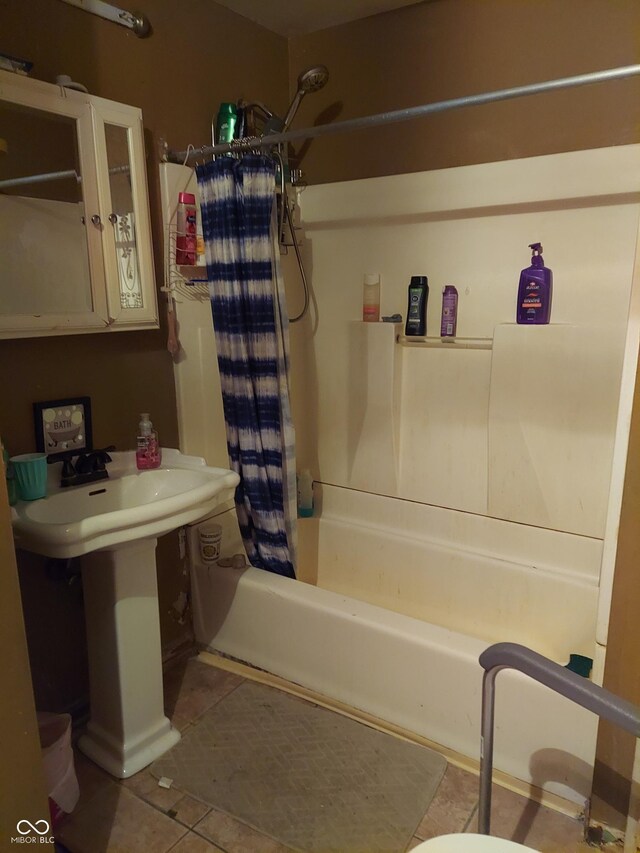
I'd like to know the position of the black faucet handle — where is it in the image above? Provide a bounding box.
[76,446,116,473]
[92,451,109,471]
[92,446,115,466]
[61,457,76,478]
[75,453,92,474]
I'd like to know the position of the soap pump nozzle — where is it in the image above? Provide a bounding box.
[528,242,544,266]
[139,413,152,435]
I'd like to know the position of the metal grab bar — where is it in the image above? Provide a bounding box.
[478,642,640,837]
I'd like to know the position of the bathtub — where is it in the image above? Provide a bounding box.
[189,485,601,806]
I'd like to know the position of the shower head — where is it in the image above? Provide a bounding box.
[298,65,330,95]
[282,64,329,132]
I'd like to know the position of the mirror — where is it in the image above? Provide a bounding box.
[0,100,93,315]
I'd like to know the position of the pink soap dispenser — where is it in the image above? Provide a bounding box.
[136,413,161,470]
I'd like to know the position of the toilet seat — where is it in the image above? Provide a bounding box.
[411,833,538,851]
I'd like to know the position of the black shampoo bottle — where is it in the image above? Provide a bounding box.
[405,276,428,336]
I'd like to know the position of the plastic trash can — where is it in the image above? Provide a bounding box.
[37,712,80,829]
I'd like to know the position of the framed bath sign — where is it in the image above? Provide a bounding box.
[33,396,93,458]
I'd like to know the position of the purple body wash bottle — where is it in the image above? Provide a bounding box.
[440,285,458,340]
[516,242,553,324]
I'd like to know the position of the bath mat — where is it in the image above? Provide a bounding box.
[152,681,447,853]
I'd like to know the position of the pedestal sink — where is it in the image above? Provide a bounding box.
[12,449,239,778]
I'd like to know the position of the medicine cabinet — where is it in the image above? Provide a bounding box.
[0,69,158,338]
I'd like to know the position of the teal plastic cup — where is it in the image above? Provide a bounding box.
[10,453,48,501]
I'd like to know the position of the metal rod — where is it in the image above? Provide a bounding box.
[478,666,503,836]
[477,643,640,838]
[479,643,640,737]
[59,0,150,37]
[0,163,130,191]
[0,169,79,190]
[167,63,640,163]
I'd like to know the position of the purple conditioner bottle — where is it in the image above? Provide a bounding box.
[516,242,553,324]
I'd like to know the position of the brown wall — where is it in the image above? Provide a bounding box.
[0,0,288,712]
[289,0,640,184]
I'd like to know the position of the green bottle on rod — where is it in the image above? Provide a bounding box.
[215,103,237,152]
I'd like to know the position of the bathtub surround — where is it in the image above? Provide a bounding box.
[295,146,638,534]
[196,155,297,578]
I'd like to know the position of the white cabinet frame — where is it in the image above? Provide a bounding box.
[0,70,158,338]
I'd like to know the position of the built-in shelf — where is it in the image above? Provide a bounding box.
[396,335,493,350]
[178,264,207,283]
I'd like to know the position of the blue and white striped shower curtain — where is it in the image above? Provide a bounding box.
[196,155,297,578]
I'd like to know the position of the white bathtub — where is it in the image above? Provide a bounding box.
[190,488,601,806]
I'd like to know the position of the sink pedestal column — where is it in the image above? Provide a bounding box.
[78,537,180,778]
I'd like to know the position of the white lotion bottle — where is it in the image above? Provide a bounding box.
[362,273,380,322]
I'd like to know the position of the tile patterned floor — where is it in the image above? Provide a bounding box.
[56,656,605,853]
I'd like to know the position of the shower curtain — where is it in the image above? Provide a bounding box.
[196,154,297,578]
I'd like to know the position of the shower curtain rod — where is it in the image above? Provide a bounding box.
[167,63,640,164]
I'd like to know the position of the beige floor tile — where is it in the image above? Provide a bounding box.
[121,767,184,811]
[414,764,479,840]
[169,795,211,828]
[57,783,187,853]
[169,713,196,733]
[164,658,244,728]
[168,832,224,852]
[67,664,599,853]
[194,807,295,853]
[466,785,588,852]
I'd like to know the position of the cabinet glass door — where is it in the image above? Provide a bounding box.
[0,88,108,335]
[92,100,157,327]
[104,123,144,310]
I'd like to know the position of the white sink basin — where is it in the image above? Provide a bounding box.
[11,448,240,778]
[12,448,239,558]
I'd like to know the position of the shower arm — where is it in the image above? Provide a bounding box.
[281,90,304,133]
[166,63,640,163]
